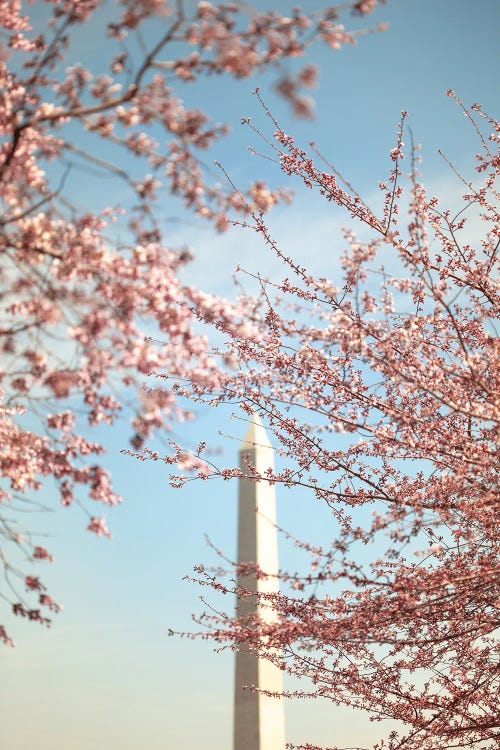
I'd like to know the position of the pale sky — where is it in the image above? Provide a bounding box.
[2,1,499,748]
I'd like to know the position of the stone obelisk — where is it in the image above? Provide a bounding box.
[233,416,285,750]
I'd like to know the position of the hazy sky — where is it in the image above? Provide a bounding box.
[2,1,499,748]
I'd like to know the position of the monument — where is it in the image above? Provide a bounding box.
[233,416,286,750]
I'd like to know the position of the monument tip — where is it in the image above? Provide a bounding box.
[240,414,273,452]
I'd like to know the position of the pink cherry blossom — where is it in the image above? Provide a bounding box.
[0,0,385,643]
[166,98,500,750]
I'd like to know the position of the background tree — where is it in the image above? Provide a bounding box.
[162,93,499,749]
[0,0,386,645]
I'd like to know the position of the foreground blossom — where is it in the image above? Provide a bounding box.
[0,0,385,642]
[163,95,499,749]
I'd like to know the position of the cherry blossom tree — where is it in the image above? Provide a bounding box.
[0,0,387,645]
[158,92,499,749]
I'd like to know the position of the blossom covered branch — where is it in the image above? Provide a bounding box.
[159,95,499,749]
[0,0,386,644]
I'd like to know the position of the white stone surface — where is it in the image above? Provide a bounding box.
[233,416,285,750]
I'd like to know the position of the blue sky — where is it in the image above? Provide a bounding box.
[2,1,499,748]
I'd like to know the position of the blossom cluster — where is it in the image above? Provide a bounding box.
[0,0,385,644]
[168,99,499,749]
